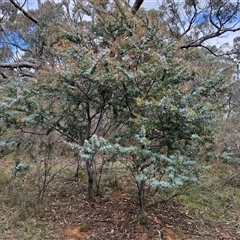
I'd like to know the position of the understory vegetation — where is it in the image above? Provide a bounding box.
[0,152,240,239]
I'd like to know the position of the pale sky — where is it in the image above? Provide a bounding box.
[133,0,159,9]
[21,0,159,10]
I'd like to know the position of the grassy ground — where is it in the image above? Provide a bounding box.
[0,155,239,240]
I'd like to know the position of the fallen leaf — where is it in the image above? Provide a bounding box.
[65,226,89,239]
[162,227,179,240]
[220,232,231,239]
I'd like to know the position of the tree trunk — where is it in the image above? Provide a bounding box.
[85,102,94,199]
[137,180,145,215]
[75,154,81,179]
[132,0,144,13]
[86,160,94,199]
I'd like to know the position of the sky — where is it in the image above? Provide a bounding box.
[131,0,159,9]
[21,0,159,10]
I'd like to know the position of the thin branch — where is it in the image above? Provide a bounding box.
[3,41,33,53]
[0,11,7,23]
[15,124,47,136]
[91,104,106,136]
[10,0,38,25]
[200,44,233,57]
[180,4,199,37]
[0,70,8,79]
[121,81,137,119]
[221,3,240,27]
[209,3,220,30]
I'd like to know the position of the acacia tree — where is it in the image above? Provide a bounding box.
[0,0,237,213]
[1,0,240,78]
[74,1,232,213]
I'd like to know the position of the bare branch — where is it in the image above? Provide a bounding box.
[10,0,38,25]
[180,26,240,49]
[0,62,39,69]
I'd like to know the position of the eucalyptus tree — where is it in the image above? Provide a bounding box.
[1,0,240,79]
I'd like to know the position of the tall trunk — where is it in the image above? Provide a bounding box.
[85,102,94,199]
